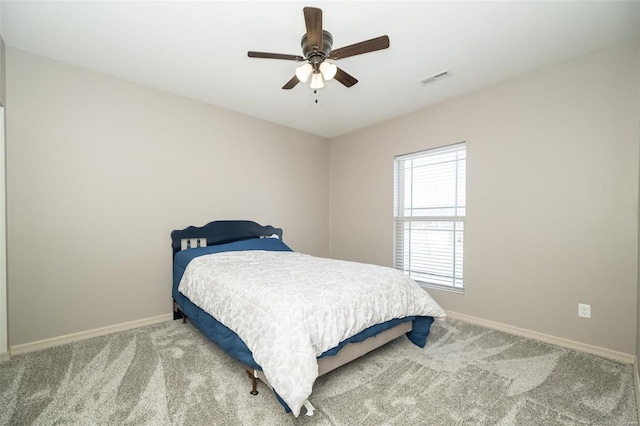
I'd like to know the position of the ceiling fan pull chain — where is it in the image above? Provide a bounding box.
[314,89,318,104]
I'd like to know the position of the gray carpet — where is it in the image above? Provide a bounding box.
[0,318,637,425]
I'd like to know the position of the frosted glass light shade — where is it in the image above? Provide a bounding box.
[319,61,337,80]
[295,63,313,83]
[310,72,325,89]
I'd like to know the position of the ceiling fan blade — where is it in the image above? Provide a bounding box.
[334,67,358,87]
[303,7,323,51]
[248,51,305,61]
[282,75,300,90]
[330,35,390,60]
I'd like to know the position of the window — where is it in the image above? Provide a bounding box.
[394,142,466,292]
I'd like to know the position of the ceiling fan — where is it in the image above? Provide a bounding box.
[247,7,390,90]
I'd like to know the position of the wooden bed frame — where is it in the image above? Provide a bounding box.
[171,220,416,415]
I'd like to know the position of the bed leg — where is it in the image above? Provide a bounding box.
[303,400,316,416]
[173,301,187,324]
[246,369,259,395]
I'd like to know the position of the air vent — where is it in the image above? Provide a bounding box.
[419,70,451,85]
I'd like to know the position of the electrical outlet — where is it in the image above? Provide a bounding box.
[578,303,591,318]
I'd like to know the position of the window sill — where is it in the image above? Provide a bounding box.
[417,281,465,295]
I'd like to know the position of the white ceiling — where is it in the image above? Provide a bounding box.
[2,1,638,138]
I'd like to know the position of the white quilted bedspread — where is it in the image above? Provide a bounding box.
[178,250,445,417]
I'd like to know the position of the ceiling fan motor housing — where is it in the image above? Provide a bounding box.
[301,30,333,63]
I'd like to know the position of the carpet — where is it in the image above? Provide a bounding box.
[0,318,637,425]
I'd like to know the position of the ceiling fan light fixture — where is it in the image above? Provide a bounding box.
[310,71,325,89]
[295,63,313,83]
[319,61,337,80]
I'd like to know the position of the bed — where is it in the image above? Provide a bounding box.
[171,220,446,417]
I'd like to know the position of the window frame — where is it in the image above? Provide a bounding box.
[393,142,466,294]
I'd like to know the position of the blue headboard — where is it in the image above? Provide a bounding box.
[170,220,283,259]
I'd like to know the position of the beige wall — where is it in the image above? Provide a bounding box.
[0,36,5,106]
[6,48,330,346]
[0,35,6,357]
[637,37,640,362]
[6,40,640,355]
[330,40,639,355]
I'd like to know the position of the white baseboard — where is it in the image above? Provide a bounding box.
[446,310,634,364]
[6,309,635,367]
[10,313,174,356]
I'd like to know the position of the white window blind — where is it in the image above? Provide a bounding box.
[394,142,466,291]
